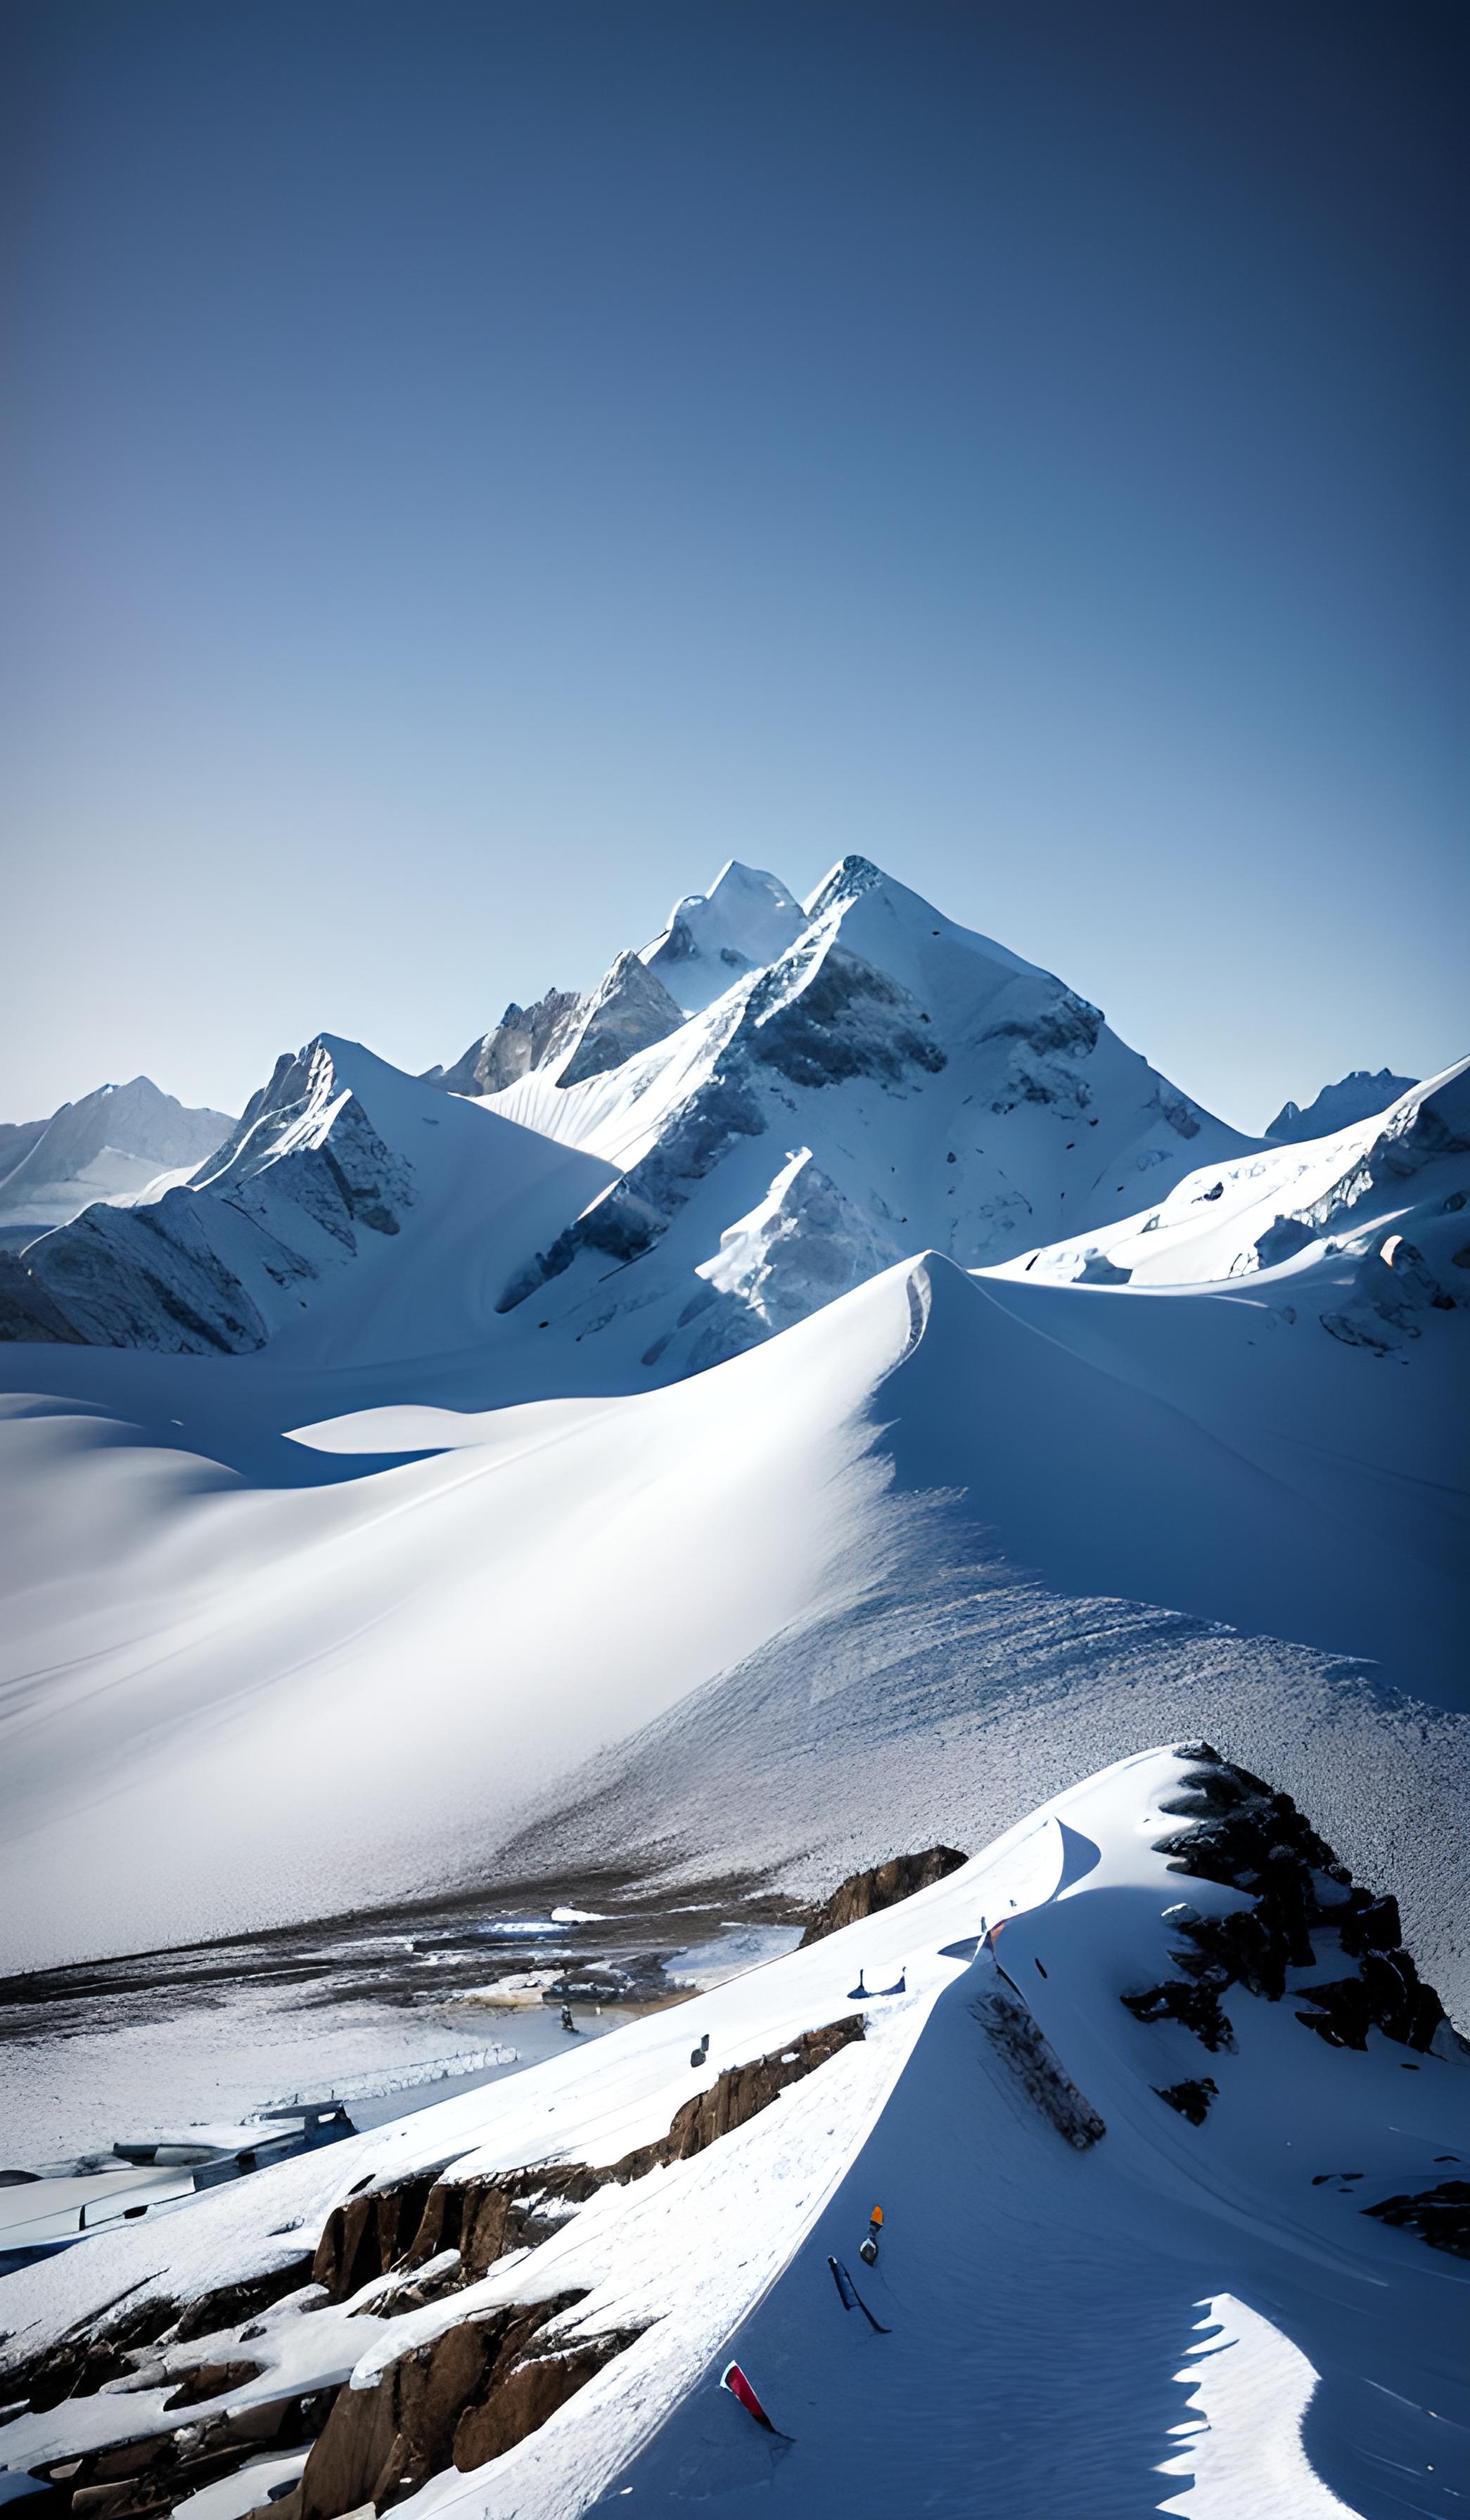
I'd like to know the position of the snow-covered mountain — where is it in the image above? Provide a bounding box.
[997,1059,1469,1344]
[0,1076,232,1249]
[3,1746,1464,2519]
[0,858,1251,1375]
[0,854,1463,1995]
[638,858,807,1012]
[425,952,685,1099]
[488,854,1253,1376]
[0,1039,612,1363]
[1266,1065,1417,1143]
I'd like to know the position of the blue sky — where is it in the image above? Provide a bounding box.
[4,0,1465,1131]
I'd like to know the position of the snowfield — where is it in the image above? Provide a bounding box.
[1,1747,1465,2517]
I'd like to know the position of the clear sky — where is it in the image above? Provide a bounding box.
[4,0,1465,1134]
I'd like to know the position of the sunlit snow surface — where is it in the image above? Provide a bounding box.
[2,1750,1464,2518]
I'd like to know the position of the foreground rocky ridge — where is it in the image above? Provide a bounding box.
[2,1750,1465,2520]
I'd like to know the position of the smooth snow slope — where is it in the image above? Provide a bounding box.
[3,1748,1464,2519]
[4,1197,1465,1990]
[0,1267,918,1969]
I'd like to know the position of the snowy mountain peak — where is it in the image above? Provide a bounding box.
[427,988,584,1098]
[0,1074,233,1248]
[554,949,684,1088]
[639,860,806,1014]
[0,1033,614,1362]
[1265,1065,1419,1143]
[801,850,885,918]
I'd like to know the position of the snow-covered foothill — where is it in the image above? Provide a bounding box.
[1,1748,1464,2519]
[0,1078,232,1246]
[995,1058,1469,1338]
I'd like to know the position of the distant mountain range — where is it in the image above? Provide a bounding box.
[0,1075,232,1251]
[1265,1065,1418,1143]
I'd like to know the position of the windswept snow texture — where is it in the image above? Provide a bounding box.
[0,1078,232,1247]
[1267,1067,1418,1144]
[2,1750,1464,2519]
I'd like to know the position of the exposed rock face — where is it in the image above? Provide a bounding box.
[971,1981,1106,2149]
[1154,2076,1218,2125]
[1123,1743,1450,2062]
[746,939,947,1091]
[1365,2179,1470,2260]
[0,1041,414,1354]
[554,951,684,1088]
[428,953,684,1100]
[18,2260,316,2412]
[428,991,584,1097]
[27,2382,334,2520]
[800,1846,966,1946]
[0,1249,87,1342]
[311,2017,867,2313]
[260,2295,615,2520]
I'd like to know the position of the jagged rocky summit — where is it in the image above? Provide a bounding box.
[0,855,1255,1367]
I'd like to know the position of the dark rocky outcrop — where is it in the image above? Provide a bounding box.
[161,2362,264,2412]
[0,1249,87,1342]
[800,1848,966,1946]
[1153,2077,1217,2126]
[971,1983,1106,2149]
[1364,2180,1470,2261]
[1123,1742,1449,2060]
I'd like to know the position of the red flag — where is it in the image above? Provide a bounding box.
[720,2360,777,2433]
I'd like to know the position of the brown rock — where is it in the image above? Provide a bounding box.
[162,2360,264,2412]
[452,2339,625,2471]
[799,1847,966,1946]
